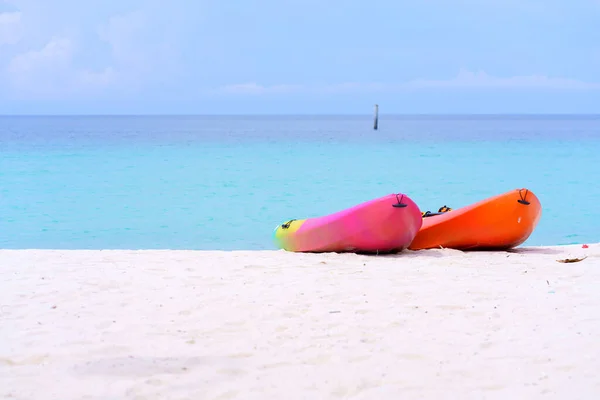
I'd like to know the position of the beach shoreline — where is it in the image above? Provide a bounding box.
[2,243,599,399]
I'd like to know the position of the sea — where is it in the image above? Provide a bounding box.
[1,115,599,250]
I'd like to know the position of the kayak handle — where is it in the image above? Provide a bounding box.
[517,189,531,205]
[281,219,296,229]
[392,194,408,208]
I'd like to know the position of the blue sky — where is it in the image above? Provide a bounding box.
[1,0,599,114]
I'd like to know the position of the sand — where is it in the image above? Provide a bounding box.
[1,243,599,400]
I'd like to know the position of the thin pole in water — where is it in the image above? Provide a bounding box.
[373,104,379,130]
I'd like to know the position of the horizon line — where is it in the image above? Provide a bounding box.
[1,112,600,118]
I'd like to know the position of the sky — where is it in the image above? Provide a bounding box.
[0,0,599,114]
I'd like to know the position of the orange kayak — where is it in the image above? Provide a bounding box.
[408,188,542,251]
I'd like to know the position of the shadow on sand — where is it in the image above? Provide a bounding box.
[506,247,563,255]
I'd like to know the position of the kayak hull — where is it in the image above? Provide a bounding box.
[274,193,423,253]
[408,188,542,251]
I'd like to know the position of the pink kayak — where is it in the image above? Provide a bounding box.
[273,193,423,253]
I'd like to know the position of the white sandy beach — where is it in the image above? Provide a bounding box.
[1,244,599,400]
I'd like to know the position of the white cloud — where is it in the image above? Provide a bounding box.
[0,11,21,45]
[6,36,74,96]
[94,9,182,91]
[97,10,148,87]
[8,36,72,72]
[6,36,115,98]
[0,4,183,99]
[76,67,115,87]
[409,69,600,90]
[217,69,600,95]
[219,82,304,95]
[217,82,388,95]
[1,3,184,99]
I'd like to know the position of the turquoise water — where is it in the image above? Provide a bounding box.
[1,115,599,250]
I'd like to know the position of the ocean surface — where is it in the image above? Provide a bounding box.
[1,115,599,250]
